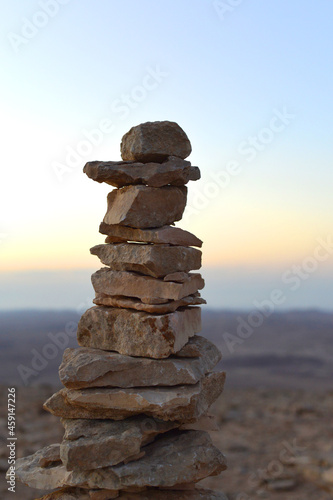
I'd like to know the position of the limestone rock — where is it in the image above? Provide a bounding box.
[100,223,202,247]
[93,293,206,314]
[91,269,205,302]
[38,443,62,468]
[84,156,199,187]
[37,488,228,499]
[43,372,226,422]
[164,271,190,282]
[77,306,201,358]
[120,121,192,163]
[36,488,92,499]
[22,431,226,491]
[60,416,177,471]
[8,445,68,490]
[103,185,187,229]
[90,244,202,278]
[59,336,221,389]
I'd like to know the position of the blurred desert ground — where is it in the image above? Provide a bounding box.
[0,309,333,499]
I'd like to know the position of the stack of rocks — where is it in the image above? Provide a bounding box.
[13,121,228,499]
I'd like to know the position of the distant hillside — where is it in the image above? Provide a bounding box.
[0,309,332,389]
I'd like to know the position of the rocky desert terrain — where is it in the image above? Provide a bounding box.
[0,309,332,499]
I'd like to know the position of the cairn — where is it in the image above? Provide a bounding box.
[12,121,228,499]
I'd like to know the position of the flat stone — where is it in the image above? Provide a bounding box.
[60,416,177,471]
[84,156,200,188]
[77,306,201,358]
[8,445,69,490]
[100,223,202,247]
[120,121,192,163]
[43,372,225,422]
[90,244,202,279]
[59,336,221,389]
[91,269,204,302]
[164,271,190,282]
[103,185,187,229]
[93,293,206,314]
[21,431,226,491]
[37,488,228,499]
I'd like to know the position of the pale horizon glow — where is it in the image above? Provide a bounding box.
[1,1,332,309]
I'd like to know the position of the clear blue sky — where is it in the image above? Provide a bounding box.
[1,0,332,310]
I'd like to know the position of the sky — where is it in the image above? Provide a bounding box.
[0,0,332,310]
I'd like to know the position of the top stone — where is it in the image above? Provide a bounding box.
[121,121,192,163]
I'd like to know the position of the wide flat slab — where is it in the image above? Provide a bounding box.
[91,269,204,302]
[59,336,221,389]
[90,243,202,278]
[99,223,202,247]
[84,156,200,188]
[43,372,225,422]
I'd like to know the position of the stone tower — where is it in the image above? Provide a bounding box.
[12,121,228,499]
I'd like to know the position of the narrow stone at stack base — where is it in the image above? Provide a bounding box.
[77,306,201,358]
[43,372,225,421]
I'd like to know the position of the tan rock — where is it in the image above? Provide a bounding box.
[8,445,69,490]
[60,416,177,471]
[103,185,187,229]
[91,269,204,302]
[84,156,199,187]
[37,488,228,499]
[38,443,62,468]
[77,306,201,358]
[120,121,192,163]
[36,488,92,499]
[93,293,206,313]
[90,244,202,278]
[181,414,219,432]
[164,271,190,282]
[22,431,226,491]
[115,489,228,499]
[100,223,202,247]
[43,372,226,422]
[59,336,221,389]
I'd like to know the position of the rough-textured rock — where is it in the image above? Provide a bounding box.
[60,416,177,471]
[59,336,221,389]
[164,271,190,282]
[103,185,187,229]
[100,223,202,247]
[43,372,225,422]
[38,443,62,468]
[92,269,205,302]
[90,244,202,278]
[37,488,228,499]
[120,121,192,163]
[20,431,226,491]
[7,445,68,490]
[36,487,92,499]
[77,306,201,358]
[84,156,199,188]
[93,293,206,314]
